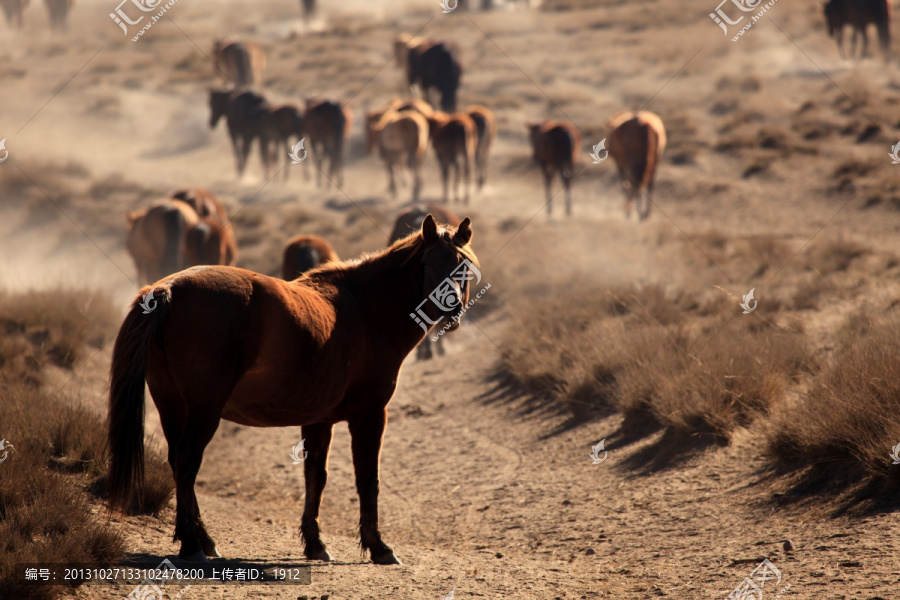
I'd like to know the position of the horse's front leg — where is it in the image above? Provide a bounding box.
[348,407,400,565]
[300,422,335,561]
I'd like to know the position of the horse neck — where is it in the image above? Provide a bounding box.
[332,244,428,355]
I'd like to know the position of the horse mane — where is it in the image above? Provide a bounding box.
[303,224,477,288]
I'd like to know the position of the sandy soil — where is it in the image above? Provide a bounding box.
[4,0,900,598]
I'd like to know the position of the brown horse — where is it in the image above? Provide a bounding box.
[428,111,477,204]
[823,0,891,59]
[170,188,230,224]
[466,105,496,190]
[107,216,478,564]
[264,103,306,180]
[184,218,238,268]
[404,40,463,113]
[44,0,72,29]
[607,111,666,221]
[305,99,352,187]
[527,120,580,216]
[213,39,267,88]
[281,234,339,280]
[366,109,430,201]
[0,0,27,27]
[125,200,199,285]
[209,89,274,178]
[388,205,462,360]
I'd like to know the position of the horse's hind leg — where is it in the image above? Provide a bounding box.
[543,165,554,215]
[348,407,400,565]
[300,423,335,562]
[440,162,450,203]
[170,411,221,561]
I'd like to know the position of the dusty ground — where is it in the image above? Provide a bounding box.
[3,0,900,598]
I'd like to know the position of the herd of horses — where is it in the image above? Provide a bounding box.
[101,0,894,569]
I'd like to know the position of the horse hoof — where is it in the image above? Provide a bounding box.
[371,551,402,565]
[306,548,334,562]
[179,550,209,563]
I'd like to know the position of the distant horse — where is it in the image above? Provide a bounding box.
[184,218,238,268]
[607,111,666,221]
[209,89,274,178]
[213,39,267,88]
[305,99,352,187]
[0,0,28,28]
[281,234,339,280]
[263,104,306,180]
[527,120,580,216]
[395,37,463,112]
[388,205,462,361]
[428,112,477,204]
[366,109,430,201]
[466,105,496,190]
[107,216,478,565]
[125,200,199,285]
[823,0,891,59]
[171,188,230,224]
[44,0,73,29]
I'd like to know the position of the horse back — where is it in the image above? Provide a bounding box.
[532,121,580,168]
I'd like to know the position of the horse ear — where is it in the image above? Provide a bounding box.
[421,214,438,242]
[454,217,472,245]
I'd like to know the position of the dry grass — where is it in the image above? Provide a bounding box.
[766,311,900,507]
[497,279,810,440]
[0,290,174,600]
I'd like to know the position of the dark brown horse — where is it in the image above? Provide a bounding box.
[44,0,73,29]
[527,120,580,216]
[466,105,496,190]
[428,111,477,204]
[281,234,339,280]
[305,99,352,187]
[125,200,199,285]
[607,111,666,221]
[107,216,478,564]
[264,103,306,179]
[395,37,463,113]
[209,89,274,178]
[824,0,891,59]
[388,205,462,360]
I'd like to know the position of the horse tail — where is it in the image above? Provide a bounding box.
[161,207,187,277]
[107,286,172,513]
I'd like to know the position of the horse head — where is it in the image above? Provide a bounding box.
[209,89,231,129]
[415,214,478,333]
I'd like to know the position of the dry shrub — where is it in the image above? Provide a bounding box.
[619,318,811,440]
[0,290,174,600]
[0,289,119,379]
[766,311,900,503]
[803,236,866,275]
